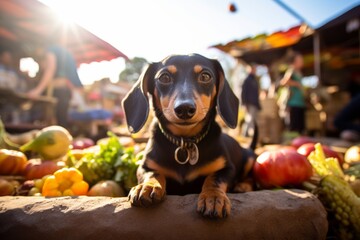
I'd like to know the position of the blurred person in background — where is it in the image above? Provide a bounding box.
[27,44,83,127]
[279,52,306,134]
[240,63,261,137]
[347,72,360,99]
[334,93,360,142]
[0,47,19,90]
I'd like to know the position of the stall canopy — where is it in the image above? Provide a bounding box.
[0,0,128,65]
[210,5,359,67]
[315,5,360,50]
[210,24,313,64]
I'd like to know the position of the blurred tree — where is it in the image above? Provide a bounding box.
[119,57,148,83]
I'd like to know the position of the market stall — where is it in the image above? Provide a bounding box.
[211,5,359,139]
[211,5,359,85]
[0,0,128,65]
[0,0,128,132]
[0,87,56,130]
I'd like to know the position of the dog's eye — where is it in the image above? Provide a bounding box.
[158,73,172,84]
[199,72,212,83]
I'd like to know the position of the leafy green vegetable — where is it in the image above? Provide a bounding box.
[345,164,360,179]
[67,132,140,190]
[113,147,142,191]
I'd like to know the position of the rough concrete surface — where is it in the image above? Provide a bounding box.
[0,189,328,240]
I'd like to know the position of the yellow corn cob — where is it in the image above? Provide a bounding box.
[308,143,360,239]
[320,174,360,239]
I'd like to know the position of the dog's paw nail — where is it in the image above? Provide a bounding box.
[139,195,149,205]
[197,206,205,214]
[222,209,227,218]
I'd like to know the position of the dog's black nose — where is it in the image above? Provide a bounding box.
[174,101,196,120]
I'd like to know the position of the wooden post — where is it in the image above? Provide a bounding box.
[313,32,321,84]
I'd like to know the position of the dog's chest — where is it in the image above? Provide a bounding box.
[143,121,228,183]
[165,175,206,195]
[146,138,225,184]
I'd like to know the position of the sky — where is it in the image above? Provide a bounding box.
[39,0,360,85]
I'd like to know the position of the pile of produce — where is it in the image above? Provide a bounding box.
[308,144,360,239]
[1,120,360,239]
[254,136,360,239]
[0,121,142,197]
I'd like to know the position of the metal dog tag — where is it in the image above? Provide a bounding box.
[188,143,199,165]
[175,147,189,165]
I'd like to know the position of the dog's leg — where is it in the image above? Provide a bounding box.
[233,156,255,193]
[197,175,231,218]
[128,169,166,207]
[233,178,254,193]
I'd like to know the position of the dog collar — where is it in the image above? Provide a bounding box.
[158,123,210,165]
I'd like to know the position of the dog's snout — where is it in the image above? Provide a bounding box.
[174,101,196,120]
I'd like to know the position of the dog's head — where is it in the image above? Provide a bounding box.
[122,54,239,136]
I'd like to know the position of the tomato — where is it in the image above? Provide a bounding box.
[71,137,95,150]
[24,159,65,180]
[297,143,344,166]
[254,148,313,189]
[0,149,28,175]
[291,136,315,149]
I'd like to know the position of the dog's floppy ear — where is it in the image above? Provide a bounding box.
[121,64,155,133]
[213,60,239,129]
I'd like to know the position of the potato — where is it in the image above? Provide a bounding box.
[0,179,15,196]
[88,180,125,197]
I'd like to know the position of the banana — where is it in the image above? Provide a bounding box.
[0,119,20,150]
[6,130,39,146]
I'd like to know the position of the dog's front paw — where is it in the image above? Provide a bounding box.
[128,181,165,207]
[197,189,231,218]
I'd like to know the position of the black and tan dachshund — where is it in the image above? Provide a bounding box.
[122,54,257,218]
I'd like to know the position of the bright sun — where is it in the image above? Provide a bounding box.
[33,0,126,85]
[45,1,77,24]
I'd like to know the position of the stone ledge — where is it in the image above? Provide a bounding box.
[0,189,327,240]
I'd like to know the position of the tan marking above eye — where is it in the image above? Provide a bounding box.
[194,65,203,73]
[167,65,177,74]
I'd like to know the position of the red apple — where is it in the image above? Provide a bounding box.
[297,143,344,165]
[254,148,313,189]
[291,136,315,149]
